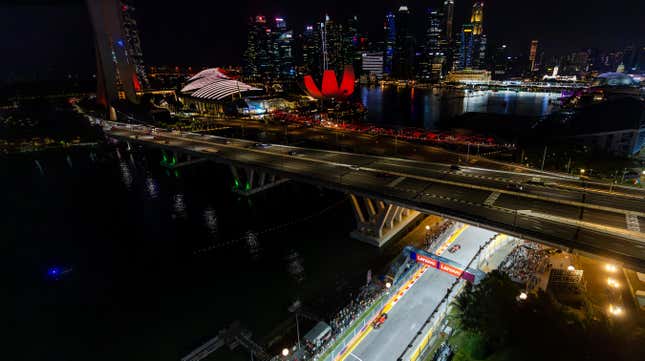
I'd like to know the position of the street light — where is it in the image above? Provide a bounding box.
[518,292,528,300]
[425,225,431,249]
[608,304,623,316]
[567,265,576,272]
[607,278,620,289]
[579,168,586,175]
[605,264,618,273]
[282,348,289,357]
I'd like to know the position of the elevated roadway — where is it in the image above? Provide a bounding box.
[103,123,645,270]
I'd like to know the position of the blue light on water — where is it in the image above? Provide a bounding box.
[46,266,72,280]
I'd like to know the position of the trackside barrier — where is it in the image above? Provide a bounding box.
[315,262,421,361]
[404,282,467,361]
[401,233,502,361]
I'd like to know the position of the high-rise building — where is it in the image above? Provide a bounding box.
[272,17,295,80]
[471,1,487,69]
[342,16,365,74]
[383,11,397,76]
[528,40,539,72]
[457,24,474,70]
[393,4,416,79]
[319,15,345,74]
[86,0,148,112]
[243,16,294,83]
[492,44,510,79]
[300,25,321,77]
[361,52,384,80]
[442,0,454,42]
[470,1,484,35]
[420,8,445,82]
[243,15,272,82]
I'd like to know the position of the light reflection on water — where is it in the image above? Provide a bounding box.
[145,176,159,199]
[119,161,133,190]
[173,193,187,219]
[360,86,561,129]
[203,207,218,236]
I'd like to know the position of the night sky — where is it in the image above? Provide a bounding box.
[1,0,644,82]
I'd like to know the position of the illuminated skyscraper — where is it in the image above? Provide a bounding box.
[457,24,474,69]
[383,11,396,75]
[443,0,454,42]
[420,8,445,81]
[301,25,321,77]
[469,1,487,69]
[470,1,484,35]
[393,4,416,79]
[529,40,539,72]
[86,0,148,113]
[272,17,295,80]
[244,16,294,83]
[243,15,272,82]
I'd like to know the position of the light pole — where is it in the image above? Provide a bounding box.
[425,225,431,249]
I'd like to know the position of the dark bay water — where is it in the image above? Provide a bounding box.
[8,146,404,361]
[359,86,560,129]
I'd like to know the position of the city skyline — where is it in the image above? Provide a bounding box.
[1,0,644,82]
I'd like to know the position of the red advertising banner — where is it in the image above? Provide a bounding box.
[461,271,476,283]
[439,263,463,277]
[416,254,438,268]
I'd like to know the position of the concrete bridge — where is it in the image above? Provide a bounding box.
[103,122,645,271]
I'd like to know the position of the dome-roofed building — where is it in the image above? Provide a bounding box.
[591,72,638,87]
[179,68,262,114]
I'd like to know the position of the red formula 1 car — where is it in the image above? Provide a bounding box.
[372,313,388,329]
[448,244,461,253]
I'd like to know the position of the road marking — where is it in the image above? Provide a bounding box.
[388,176,406,188]
[348,353,363,361]
[483,191,501,206]
[626,214,641,232]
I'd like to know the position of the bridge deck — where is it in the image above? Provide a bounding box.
[105,123,645,270]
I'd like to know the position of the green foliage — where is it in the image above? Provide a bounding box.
[453,271,645,361]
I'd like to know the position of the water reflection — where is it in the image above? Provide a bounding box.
[203,207,218,236]
[145,176,159,199]
[285,249,305,283]
[172,193,187,220]
[360,86,560,129]
[245,230,261,259]
[119,161,133,190]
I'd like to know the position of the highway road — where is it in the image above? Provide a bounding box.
[103,123,645,269]
[345,226,495,361]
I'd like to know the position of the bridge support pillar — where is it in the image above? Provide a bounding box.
[230,165,288,196]
[160,150,207,169]
[349,194,421,247]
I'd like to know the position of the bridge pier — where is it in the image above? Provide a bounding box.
[230,165,288,196]
[349,194,421,247]
[160,150,208,169]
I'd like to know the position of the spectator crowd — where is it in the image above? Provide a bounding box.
[499,242,550,285]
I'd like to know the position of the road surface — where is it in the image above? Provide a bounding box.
[345,226,495,361]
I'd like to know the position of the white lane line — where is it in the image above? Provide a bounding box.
[388,176,406,188]
[483,191,501,206]
[349,352,364,361]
